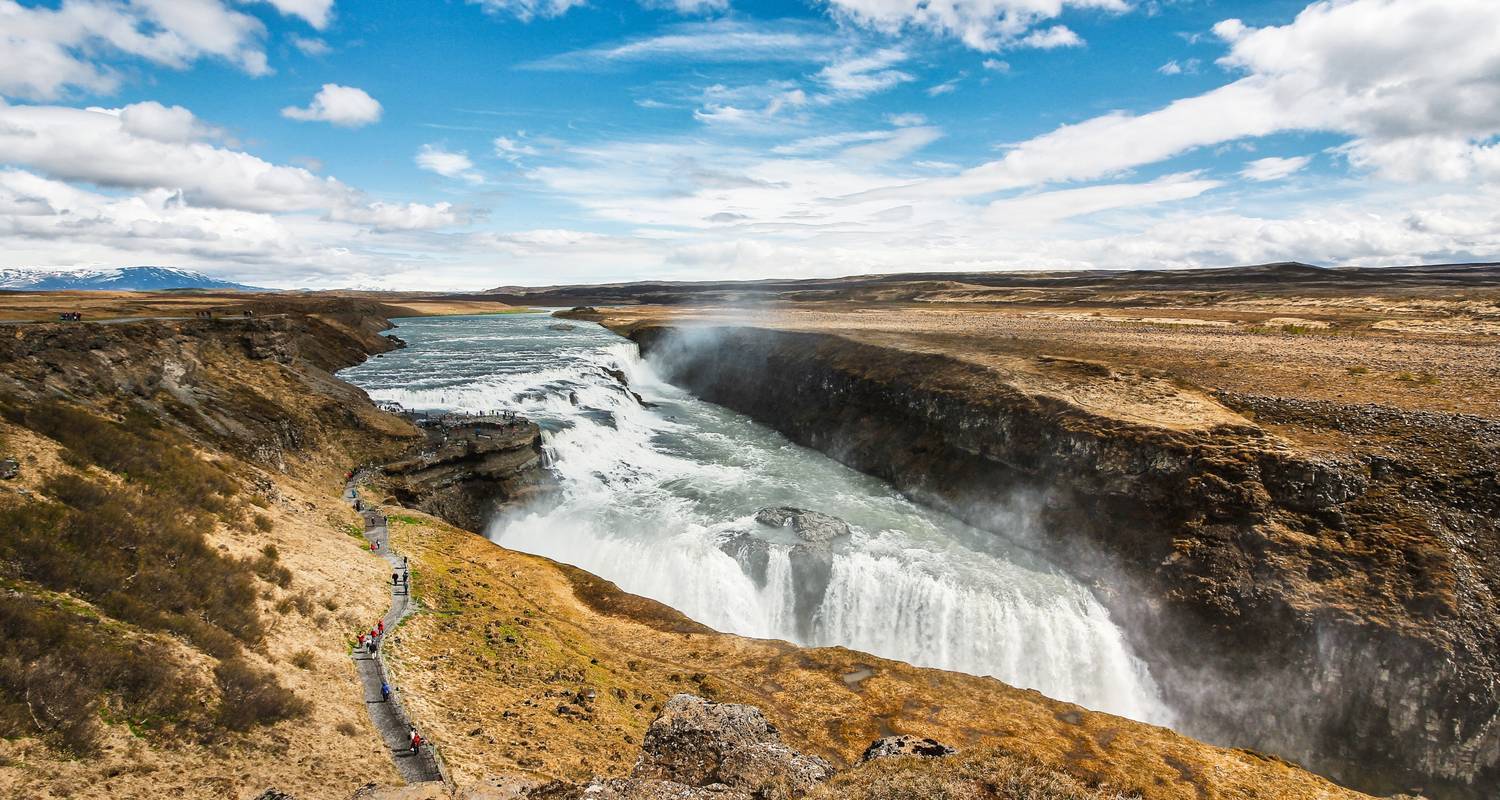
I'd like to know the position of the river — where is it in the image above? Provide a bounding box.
[339,312,1172,725]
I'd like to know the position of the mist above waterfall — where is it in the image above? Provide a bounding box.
[343,313,1173,726]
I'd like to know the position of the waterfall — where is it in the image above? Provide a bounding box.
[343,314,1175,726]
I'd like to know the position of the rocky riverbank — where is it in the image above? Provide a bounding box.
[619,322,1499,799]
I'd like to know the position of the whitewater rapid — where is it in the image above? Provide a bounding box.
[340,313,1173,725]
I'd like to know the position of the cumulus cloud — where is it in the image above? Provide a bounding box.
[861,0,1500,203]
[822,0,1128,52]
[416,144,484,184]
[0,0,343,100]
[282,84,383,127]
[0,101,459,238]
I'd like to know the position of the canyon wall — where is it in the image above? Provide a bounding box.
[627,323,1500,799]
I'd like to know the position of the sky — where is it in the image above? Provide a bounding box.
[1,0,1498,290]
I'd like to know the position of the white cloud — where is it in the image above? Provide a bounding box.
[469,0,587,22]
[865,0,1500,203]
[260,0,335,29]
[1241,155,1311,182]
[984,172,1222,225]
[88,101,225,143]
[416,144,484,184]
[0,0,279,100]
[282,84,383,127]
[823,0,1128,52]
[982,58,1011,72]
[926,78,961,96]
[887,112,928,127]
[1157,58,1201,75]
[640,0,729,12]
[474,0,730,23]
[1017,25,1083,49]
[291,35,331,56]
[817,48,914,98]
[494,135,541,162]
[842,126,943,163]
[523,19,839,70]
[0,101,458,237]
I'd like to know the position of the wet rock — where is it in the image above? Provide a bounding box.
[633,694,833,799]
[754,507,850,544]
[0,457,18,480]
[718,532,770,587]
[859,735,957,762]
[549,323,577,331]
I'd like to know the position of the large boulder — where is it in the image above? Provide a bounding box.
[858,735,957,763]
[633,695,833,799]
[753,508,849,545]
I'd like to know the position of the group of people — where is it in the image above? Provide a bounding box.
[345,475,427,765]
[356,619,386,656]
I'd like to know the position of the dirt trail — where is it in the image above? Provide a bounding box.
[344,481,445,786]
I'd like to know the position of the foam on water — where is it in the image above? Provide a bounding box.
[340,313,1173,725]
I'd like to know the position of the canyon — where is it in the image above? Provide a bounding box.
[1,264,1495,799]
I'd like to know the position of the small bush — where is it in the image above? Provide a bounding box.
[253,514,275,533]
[289,650,315,670]
[251,550,293,589]
[213,658,308,731]
[1346,366,1369,375]
[335,720,358,736]
[1394,370,1439,385]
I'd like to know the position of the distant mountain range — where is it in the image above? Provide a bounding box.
[0,267,261,292]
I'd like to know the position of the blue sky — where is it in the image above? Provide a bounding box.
[1,0,1497,289]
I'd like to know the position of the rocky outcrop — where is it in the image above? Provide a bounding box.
[628,323,1500,799]
[634,694,834,798]
[379,419,554,532]
[753,507,850,544]
[491,695,835,800]
[858,735,956,762]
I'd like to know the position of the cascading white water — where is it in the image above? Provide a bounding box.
[340,313,1174,726]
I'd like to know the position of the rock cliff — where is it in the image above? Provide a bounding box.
[626,323,1500,799]
[377,417,554,532]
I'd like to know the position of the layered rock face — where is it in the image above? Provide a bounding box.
[378,418,554,532]
[628,324,1500,799]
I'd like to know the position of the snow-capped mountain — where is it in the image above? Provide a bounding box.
[0,267,262,292]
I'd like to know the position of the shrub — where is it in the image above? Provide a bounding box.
[0,594,202,755]
[213,658,308,731]
[335,720,358,736]
[1346,366,1369,375]
[253,514,275,532]
[289,650,315,670]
